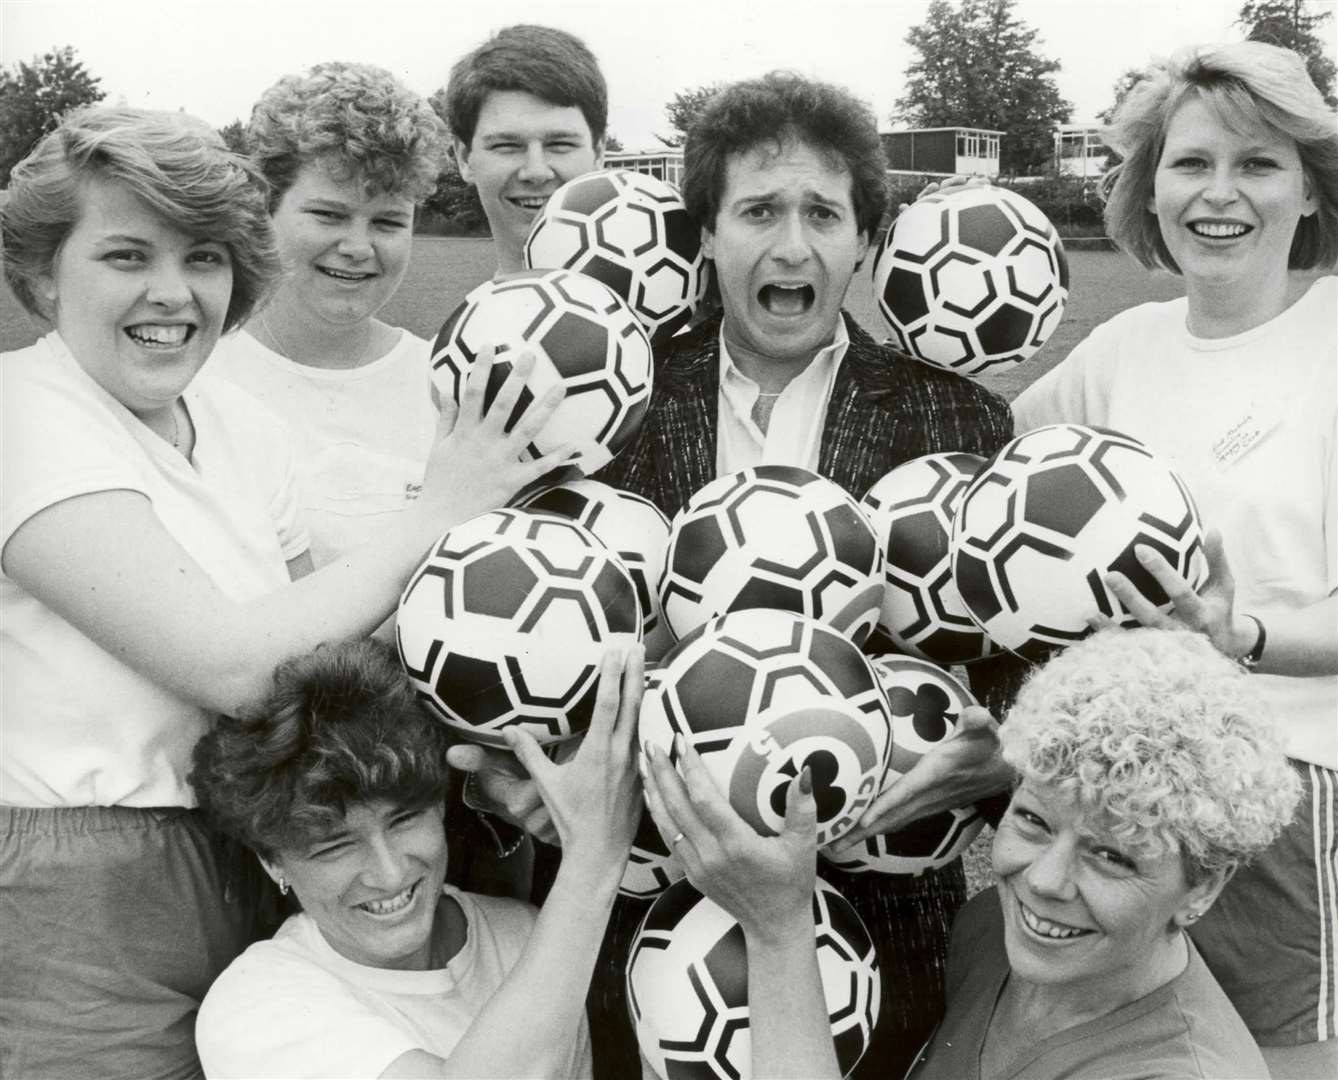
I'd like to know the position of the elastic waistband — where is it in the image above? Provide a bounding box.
[0,803,198,838]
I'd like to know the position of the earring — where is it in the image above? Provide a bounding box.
[278,876,290,897]
[1184,910,1201,923]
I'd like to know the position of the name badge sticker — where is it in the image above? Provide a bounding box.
[1211,400,1282,471]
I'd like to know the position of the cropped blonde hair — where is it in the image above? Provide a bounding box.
[1002,627,1300,880]
[1102,41,1338,272]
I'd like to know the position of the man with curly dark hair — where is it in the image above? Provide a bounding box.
[591,71,1025,1079]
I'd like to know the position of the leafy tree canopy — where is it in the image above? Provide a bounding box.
[659,83,724,147]
[893,0,1073,175]
[1238,0,1336,107]
[0,46,104,186]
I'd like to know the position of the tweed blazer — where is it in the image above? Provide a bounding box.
[599,311,1015,517]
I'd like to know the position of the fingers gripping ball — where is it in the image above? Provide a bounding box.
[627,877,880,1080]
[861,453,1001,664]
[517,479,671,638]
[430,269,654,475]
[873,186,1069,377]
[524,169,707,344]
[396,508,641,747]
[950,424,1210,660]
[638,610,893,848]
[621,664,688,900]
[820,654,985,877]
[659,466,884,646]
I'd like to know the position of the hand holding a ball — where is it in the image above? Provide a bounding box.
[422,344,571,526]
[829,705,1007,855]
[642,736,818,943]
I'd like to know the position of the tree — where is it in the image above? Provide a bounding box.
[0,46,104,185]
[658,83,723,147]
[1097,68,1148,125]
[893,0,1073,175]
[1238,0,1336,107]
[217,119,249,155]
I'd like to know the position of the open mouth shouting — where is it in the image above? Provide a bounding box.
[125,323,195,349]
[355,879,422,918]
[1018,898,1094,942]
[758,283,816,317]
[1187,219,1253,240]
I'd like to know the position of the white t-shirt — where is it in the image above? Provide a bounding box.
[0,333,308,808]
[715,319,850,476]
[196,886,593,1080]
[208,328,437,567]
[1013,276,1338,769]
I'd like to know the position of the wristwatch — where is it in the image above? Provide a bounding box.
[1239,614,1266,669]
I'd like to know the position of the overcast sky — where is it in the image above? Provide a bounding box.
[3,0,1332,148]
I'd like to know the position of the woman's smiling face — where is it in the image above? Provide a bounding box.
[265,800,449,971]
[992,782,1221,1001]
[1152,93,1316,295]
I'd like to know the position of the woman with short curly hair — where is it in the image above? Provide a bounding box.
[907,627,1299,1078]
[190,640,644,1079]
[210,61,451,568]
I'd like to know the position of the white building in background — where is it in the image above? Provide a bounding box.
[1055,124,1110,178]
[879,127,1003,177]
[604,150,685,187]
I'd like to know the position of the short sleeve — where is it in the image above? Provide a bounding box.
[196,946,417,1080]
[1011,319,1121,435]
[1,343,146,551]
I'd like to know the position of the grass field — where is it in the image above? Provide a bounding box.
[0,238,1186,403]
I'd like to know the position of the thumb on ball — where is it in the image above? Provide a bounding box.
[446,743,486,772]
[783,765,819,840]
[502,727,548,782]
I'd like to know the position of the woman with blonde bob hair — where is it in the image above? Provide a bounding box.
[1014,41,1337,1072]
[0,105,562,1079]
[907,628,1300,1078]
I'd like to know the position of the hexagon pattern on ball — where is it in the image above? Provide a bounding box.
[524,169,707,344]
[627,877,880,1080]
[821,805,986,877]
[396,508,641,747]
[861,453,1001,664]
[660,466,884,646]
[620,665,688,900]
[517,479,670,638]
[872,186,1069,377]
[950,424,1209,660]
[638,609,893,848]
[430,269,653,474]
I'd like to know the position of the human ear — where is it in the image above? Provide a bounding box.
[1300,170,1319,218]
[1173,864,1234,930]
[453,137,475,184]
[701,225,715,260]
[592,137,606,171]
[854,229,871,271]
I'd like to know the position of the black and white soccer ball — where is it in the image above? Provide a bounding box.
[524,169,707,343]
[821,805,985,877]
[638,609,893,848]
[627,877,880,1080]
[873,186,1069,377]
[950,424,1210,660]
[516,479,670,638]
[396,508,641,746]
[621,665,687,900]
[868,653,978,779]
[430,269,654,474]
[861,453,1001,664]
[659,466,884,646]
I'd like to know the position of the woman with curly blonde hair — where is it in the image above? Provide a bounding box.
[209,61,449,568]
[907,627,1299,1078]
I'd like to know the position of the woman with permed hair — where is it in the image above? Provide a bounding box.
[0,104,564,1079]
[906,627,1300,1078]
[1012,40,1337,1072]
[645,628,1299,1079]
[191,639,643,1079]
[209,61,450,569]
